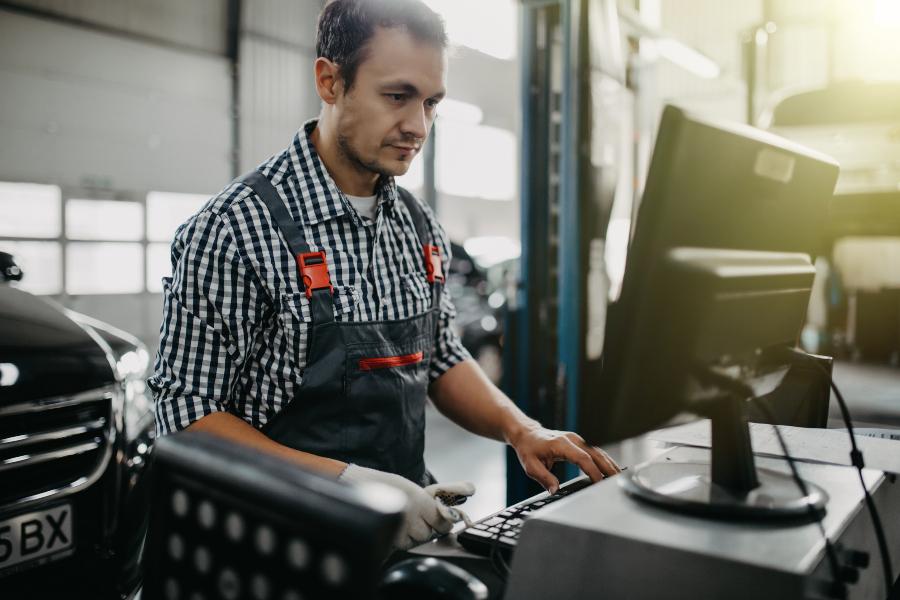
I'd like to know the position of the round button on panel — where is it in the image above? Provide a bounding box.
[194,545,212,574]
[320,553,347,587]
[218,568,241,600]
[286,539,310,570]
[172,489,189,517]
[255,525,276,556]
[251,573,271,600]
[198,500,216,529]
[168,534,185,561]
[164,578,180,600]
[225,512,245,542]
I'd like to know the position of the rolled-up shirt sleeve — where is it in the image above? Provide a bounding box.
[148,209,260,436]
[425,212,473,383]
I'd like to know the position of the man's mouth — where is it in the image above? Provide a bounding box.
[390,145,419,158]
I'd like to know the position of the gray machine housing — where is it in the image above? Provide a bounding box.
[504,446,900,600]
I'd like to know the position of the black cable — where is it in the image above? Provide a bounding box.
[487,528,506,578]
[826,375,894,590]
[752,398,846,598]
[785,349,895,591]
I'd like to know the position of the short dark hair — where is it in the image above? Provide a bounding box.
[316,0,447,92]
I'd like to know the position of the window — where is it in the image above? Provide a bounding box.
[66,243,144,295]
[0,241,63,295]
[0,182,212,295]
[147,191,209,242]
[0,182,61,238]
[67,199,143,241]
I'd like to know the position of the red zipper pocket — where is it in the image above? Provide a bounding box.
[358,351,424,371]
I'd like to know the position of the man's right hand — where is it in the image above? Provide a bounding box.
[339,464,458,550]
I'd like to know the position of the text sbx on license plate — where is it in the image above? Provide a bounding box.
[0,504,74,575]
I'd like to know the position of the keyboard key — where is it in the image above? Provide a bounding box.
[484,517,504,527]
[464,528,494,539]
[499,536,517,545]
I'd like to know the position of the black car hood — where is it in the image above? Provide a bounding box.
[0,284,116,403]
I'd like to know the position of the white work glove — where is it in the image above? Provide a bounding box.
[340,465,474,550]
[424,481,476,527]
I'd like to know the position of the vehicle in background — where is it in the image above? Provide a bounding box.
[0,251,154,599]
[448,242,513,384]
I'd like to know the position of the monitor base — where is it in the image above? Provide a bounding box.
[620,461,828,520]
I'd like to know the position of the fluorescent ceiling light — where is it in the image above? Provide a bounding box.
[618,6,722,79]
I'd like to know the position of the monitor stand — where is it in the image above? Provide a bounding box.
[621,395,828,520]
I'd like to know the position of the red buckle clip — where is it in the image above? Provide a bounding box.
[424,245,444,283]
[297,251,334,299]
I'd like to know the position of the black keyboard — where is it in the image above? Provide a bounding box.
[456,476,594,558]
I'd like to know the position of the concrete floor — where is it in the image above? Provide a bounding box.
[423,359,900,521]
[423,402,507,521]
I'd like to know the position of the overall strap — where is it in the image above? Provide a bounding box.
[242,171,310,255]
[396,187,444,308]
[240,170,335,324]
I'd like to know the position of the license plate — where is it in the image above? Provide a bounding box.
[0,504,74,576]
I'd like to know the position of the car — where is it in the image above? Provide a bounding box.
[448,242,512,384]
[0,251,154,599]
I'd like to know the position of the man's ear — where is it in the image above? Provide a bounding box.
[314,57,343,105]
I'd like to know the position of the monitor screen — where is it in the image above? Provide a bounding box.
[582,104,841,446]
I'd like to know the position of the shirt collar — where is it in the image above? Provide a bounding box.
[288,119,398,226]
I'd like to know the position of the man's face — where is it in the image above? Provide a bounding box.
[332,27,447,178]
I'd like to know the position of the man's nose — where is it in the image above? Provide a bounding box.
[399,103,429,141]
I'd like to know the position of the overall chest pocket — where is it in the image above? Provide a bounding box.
[344,334,432,458]
[279,286,357,368]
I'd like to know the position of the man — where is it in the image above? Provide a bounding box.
[149,0,619,550]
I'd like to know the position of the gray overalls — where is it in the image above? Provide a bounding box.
[240,171,444,486]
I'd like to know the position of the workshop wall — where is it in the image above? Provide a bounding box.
[0,8,232,192]
[0,0,230,55]
[238,0,323,171]
[0,3,234,355]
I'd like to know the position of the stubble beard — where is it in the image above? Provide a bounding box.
[336,132,398,179]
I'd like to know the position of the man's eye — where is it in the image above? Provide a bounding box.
[425,99,440,109]
[386,93,406,102]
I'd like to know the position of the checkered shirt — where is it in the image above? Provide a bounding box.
[149,120,471,436]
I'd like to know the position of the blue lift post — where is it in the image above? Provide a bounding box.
[557,0,588,484]
[506,0,588,502]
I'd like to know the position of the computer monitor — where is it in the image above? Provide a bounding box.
[581,105,840,519]
[142,431,406,600]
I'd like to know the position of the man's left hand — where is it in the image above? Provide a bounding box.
[509,426,621,493]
